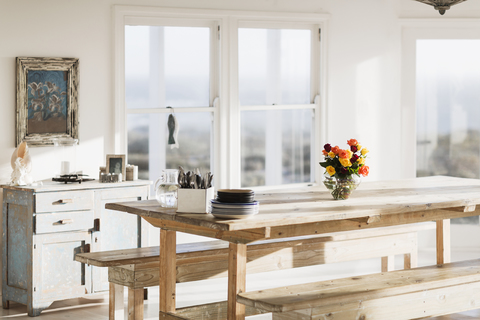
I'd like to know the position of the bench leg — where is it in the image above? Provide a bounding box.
[110,282,124,320]
[436,219,451,264]
[128,288,144,320]
[228,243,247,320]
[404,251,418,269]
[381,255,395,272]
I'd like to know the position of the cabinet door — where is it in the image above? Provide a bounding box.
[33,232,91,302]
[92,186,149,292]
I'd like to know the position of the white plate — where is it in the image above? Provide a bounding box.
[211,212,257,219]
[211,206,259,214]
[211,200,259,207]
[211,211,258,216]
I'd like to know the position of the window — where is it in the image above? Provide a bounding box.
[115,7,327,189]
[239,26,316,187]
[416,39,480,180]
[402,21,480,236]
[124,22,217,184]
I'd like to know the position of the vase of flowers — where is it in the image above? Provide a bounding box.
[320,139,369,200]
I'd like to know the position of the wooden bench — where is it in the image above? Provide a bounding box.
[75,222,435,320]
[237,258,480,320]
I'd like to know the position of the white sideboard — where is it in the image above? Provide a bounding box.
[1,180,151,316]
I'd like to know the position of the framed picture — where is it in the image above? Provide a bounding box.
[16,57,79,147]
[106,154,126,180]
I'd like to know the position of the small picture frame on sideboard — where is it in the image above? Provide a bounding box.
[106,154,126,181]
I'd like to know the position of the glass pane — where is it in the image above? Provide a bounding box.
[127,112,212,183]
[241,109,313,187]
[416,39,480,224]
[239,28,311,106]
[125,26,210,109]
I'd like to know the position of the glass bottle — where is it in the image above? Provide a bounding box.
[155,169,179,208]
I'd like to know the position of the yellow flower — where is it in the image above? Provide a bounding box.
[357,157,365,165]
[347,150,353,158]
[339,158,352,167]
[326,166,336,176]
[361,148,369,156]
[328,151,335,158]
[357,144,362,150]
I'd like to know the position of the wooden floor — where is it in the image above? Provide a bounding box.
[0,288,479,320]
[0,289,479,320]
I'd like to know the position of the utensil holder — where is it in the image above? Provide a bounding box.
[177,187,214,214]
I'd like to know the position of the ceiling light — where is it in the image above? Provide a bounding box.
[414,0,467,15]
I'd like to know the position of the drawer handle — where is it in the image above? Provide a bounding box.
[53,199,73,205]
[59,219,74,225]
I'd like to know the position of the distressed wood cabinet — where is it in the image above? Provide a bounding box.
[1,180,150,316]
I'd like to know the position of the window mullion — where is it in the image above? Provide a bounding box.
[227,17,241,188]
[240,104,315,111]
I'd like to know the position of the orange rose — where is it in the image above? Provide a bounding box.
[331,146,340,155]
[359,165,369,177]
[339,149,350,159]
[322,150,328,156]
[347,139,358,146]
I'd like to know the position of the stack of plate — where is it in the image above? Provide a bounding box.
[210,189,259,219]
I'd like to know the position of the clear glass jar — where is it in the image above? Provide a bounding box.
[155,169,179,208]
[52,138,78,176]
[323,173,361,200]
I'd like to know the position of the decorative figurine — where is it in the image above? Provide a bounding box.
[10,141,33,186]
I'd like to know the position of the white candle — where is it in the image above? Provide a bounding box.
[61,161,70,175]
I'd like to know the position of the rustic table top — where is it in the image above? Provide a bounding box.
[106,176,480,236]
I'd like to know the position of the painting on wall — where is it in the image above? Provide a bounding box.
[16,57,79,147]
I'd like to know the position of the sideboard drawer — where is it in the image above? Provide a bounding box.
[35,210,94,234]
[35,190,94,213]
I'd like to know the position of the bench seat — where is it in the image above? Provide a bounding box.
[75,222,435,320]
[237,259,480,320]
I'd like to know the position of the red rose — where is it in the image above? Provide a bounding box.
[324,143,332,152]
[351,146,358,152]
[351,154,359,162]
[340,167,348,174]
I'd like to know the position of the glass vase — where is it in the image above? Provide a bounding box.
[323,173,361,200]
[155,169,179,208]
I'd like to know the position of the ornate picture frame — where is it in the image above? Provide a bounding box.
[106,154,126,181]
[16,57,79,147]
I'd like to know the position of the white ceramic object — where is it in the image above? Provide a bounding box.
[10,141,33,186]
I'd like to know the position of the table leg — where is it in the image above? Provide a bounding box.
[436,219,451,264]
[128,287,144,320]
[160,229,176,314]
[228,243,247,320]
[109,282,124,320]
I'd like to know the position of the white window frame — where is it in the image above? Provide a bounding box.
[114,6,329,189]
[400,18,480,179]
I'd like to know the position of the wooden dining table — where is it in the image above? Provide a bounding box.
[105,176,480,320]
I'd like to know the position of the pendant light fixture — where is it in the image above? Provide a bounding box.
[414,0,467,15]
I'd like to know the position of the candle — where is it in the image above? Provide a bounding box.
[61,161,70,175]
